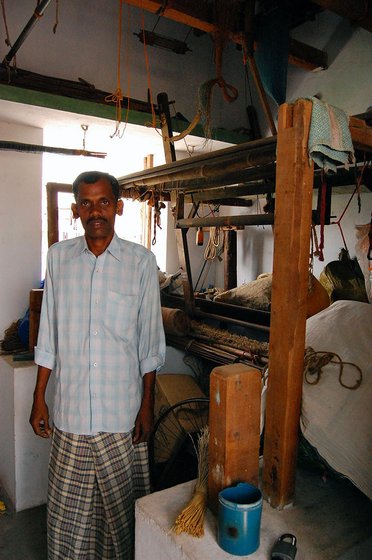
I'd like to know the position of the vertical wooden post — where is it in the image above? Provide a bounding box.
[157,91,195,315]
[262,99,314,508]
[223,229,237,290]
[208,363,262,515]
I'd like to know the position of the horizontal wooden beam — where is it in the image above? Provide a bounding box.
[349,116,372,153]
[124,0,214,32]
[124,0,327,70]
[312,0,372,33]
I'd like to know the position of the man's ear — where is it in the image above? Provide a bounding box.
[117,199,124,216]
[71,202,79,219]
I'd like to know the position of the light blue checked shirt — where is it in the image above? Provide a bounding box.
[35,233,166,435]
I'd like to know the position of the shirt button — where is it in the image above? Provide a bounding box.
[93,331,98,336]
[93,362,98,367]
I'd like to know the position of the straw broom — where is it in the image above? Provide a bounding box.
[172,426,209,538]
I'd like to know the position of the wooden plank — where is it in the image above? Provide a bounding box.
[124,0,214,33]
[288,38,328,71]
[349,116,372,153]
[208,363,262,515]
[262,99,314,508]
[312,0,372,33]
[46,182,72,247]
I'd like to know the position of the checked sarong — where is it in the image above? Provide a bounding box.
[47,427,150,559]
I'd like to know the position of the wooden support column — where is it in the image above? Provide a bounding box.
[223,229,237,291]
[262,100,314,508]
[208,363,262,515]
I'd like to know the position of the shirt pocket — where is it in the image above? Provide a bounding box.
[104,290,138,341]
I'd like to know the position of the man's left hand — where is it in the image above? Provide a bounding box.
[133,403,154,444]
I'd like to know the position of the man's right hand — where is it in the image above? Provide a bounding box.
[29,396,52,438]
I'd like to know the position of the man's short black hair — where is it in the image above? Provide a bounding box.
[72,171,121,201]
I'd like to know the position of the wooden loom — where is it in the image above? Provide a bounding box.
[118,98,372,508]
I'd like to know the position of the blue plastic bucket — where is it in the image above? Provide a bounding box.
[217,482,263,556]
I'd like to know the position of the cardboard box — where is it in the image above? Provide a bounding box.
[153,374,208,464]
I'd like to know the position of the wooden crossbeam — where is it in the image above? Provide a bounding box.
[349,116,372,153]
[312,0,372,33]
[124,0,327,70]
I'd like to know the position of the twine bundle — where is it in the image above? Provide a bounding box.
[172,426,209,538]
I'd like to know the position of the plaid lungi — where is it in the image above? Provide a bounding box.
[48,427,150,559]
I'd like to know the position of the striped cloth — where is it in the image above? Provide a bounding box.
[307,96,355,173]
[48,428,150,559]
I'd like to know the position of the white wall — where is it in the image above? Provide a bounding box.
[0,121,42,338]
[2,1,251,132]
[288,17,372,115]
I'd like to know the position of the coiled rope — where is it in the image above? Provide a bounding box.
[304,346,362,390]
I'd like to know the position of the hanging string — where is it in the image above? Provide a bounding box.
[1,0,16,68]
[330,160,370,251]
[140,2,157,129]
[105,0,131,138]
[105,0,124,136]
[244,64,253,107]
[53,0,59,34]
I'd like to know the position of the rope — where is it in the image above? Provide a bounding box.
[140,1,157,129]
[330,160,370,251]
[168,111,201,143]
[105,0,125,137]
[304,347,362,390]
[204,226,222,261]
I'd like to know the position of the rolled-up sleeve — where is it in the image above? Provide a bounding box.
[34,253,57,371]
[137,252,166,375]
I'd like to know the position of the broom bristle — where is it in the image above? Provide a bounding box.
[172,426,209,538]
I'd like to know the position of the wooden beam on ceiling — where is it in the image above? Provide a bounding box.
[312,0,372,33]
[124,0,327,70]
[124,0,214,33]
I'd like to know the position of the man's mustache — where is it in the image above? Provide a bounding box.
[87,216,108,224]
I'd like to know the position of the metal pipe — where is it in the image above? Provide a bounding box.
[3,0,53,65]
[176,213,274,229]
[118,136,276,189]
[191,181,275,200]
[194,309,270,333]
[0,140,106,158]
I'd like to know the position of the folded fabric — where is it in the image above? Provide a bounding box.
[307,96,355,173]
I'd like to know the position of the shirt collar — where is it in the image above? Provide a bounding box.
[72,233,121,261]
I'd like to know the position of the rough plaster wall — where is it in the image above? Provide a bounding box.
[0,121,42,339]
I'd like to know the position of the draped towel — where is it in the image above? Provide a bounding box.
[307,96,355,173]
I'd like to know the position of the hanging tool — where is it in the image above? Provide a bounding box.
[196,227,204,246]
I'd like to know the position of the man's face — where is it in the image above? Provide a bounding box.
[71,178,123,243]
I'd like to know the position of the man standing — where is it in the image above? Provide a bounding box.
[30,171,166,559]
